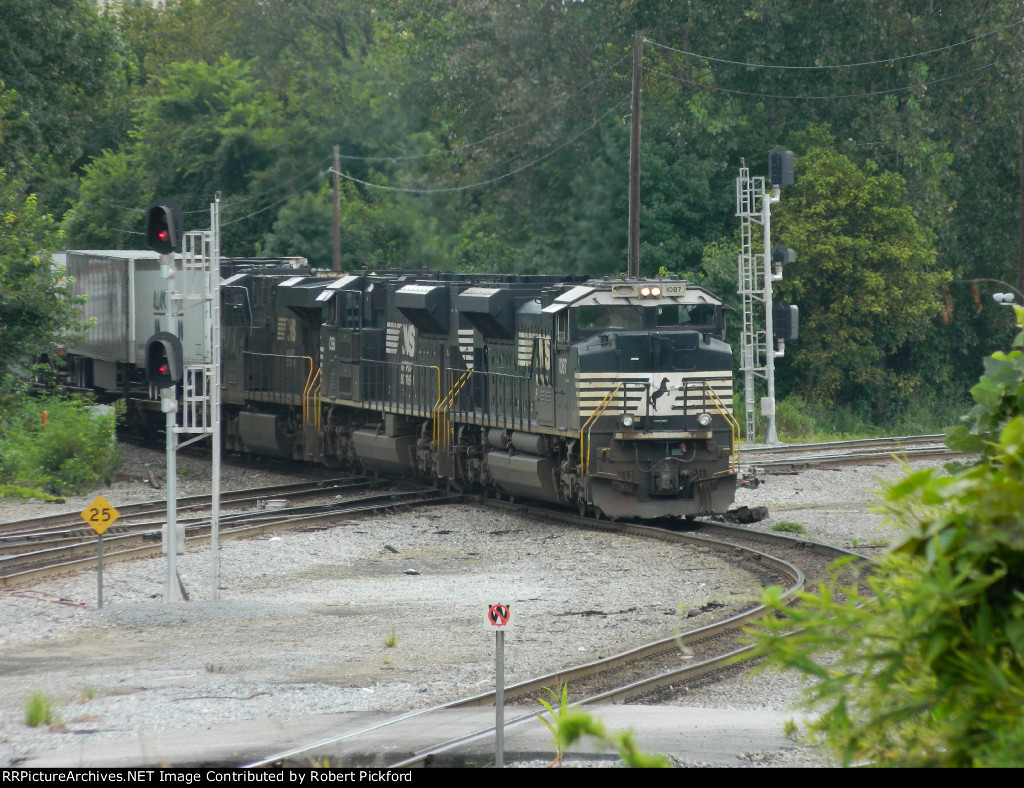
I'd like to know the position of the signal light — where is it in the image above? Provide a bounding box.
[145,332,183,388]
[145,199,183,254]
[769,147,795,188]
[772,244,796,265]
[773,302,799,343]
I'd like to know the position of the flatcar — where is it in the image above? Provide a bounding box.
[65,252,740,519]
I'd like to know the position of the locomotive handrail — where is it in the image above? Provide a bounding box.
[433,369,473,450]
[361,359,441,418]
[580,383,623,477]
[301,361,318,426]
[702,383,740,474]
[305,367,322,428]
[243,352,314,411]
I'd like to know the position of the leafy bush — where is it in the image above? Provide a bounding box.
[0,382,121,496]
[745,308,1024,767]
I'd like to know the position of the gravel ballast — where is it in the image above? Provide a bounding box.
[0,444,947,767]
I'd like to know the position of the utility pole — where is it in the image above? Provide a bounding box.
[333,145,342,273]
[628,30,643,278]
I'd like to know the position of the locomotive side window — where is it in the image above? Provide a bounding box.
[328,291,362,328]
[555,310,570,343]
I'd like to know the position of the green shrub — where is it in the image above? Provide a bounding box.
[0,383,121,497]
[770,521,806,535]
[744,307,1024,767]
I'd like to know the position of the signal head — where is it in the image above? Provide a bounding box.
[145,199,183,254]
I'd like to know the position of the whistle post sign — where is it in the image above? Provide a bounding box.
[487,603,512,629]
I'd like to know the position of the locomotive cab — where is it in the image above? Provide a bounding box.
[564,281,738,519]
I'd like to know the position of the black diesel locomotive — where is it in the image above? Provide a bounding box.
[68,257,739,519]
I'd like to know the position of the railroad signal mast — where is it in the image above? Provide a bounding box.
[144,196,223,603]
[736,149,797,444]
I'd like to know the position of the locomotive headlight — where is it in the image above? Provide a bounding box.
[621,415,635,428]
[696,412,713,428]
[640,286,651,297]
[650,286,662,297]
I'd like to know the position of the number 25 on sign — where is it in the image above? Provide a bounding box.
[81,495,119,534]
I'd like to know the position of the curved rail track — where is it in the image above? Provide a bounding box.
[240,502,867,769]
[2,435,901,767]
[1,479,454,587]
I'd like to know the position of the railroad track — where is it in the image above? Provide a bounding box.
[241,505,866,768]
[0,480,455,587]
[742,433,957,473]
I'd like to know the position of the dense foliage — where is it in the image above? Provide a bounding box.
[746,309,1024,767]
[0,382,121,498]
[0,167,85,379]
[3,0,1024,426]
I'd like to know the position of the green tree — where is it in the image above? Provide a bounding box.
[773,134,948,418]
[0,169,85,377]
[746,308,1024,767]
[0,0,131,213]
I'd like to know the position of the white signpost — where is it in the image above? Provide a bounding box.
[487,603,512,768]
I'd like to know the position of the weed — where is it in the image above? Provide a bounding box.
[25,692,58,727]
[535,683,670,768]
[783,718,799,740]
[850,537,860,548]
[177,464,189,477]
[771,521,806,535]
[384,627,398,648]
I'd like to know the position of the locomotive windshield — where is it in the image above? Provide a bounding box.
[655,303,718,330]
[575,302,721,334]
[576,305,644,331]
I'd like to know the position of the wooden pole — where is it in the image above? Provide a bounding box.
[628,30,643,279]
[333,145,342,273]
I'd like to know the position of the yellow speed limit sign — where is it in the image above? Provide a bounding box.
[81,495,120,535]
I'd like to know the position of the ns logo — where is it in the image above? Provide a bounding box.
[401,323,416,358]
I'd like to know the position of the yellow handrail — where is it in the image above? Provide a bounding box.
[433,369,473,450]
[702,383,740,474]
[579,383,623,477]
[300,358,317,426]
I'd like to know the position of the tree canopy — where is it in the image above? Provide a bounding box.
[0,0,1022,423]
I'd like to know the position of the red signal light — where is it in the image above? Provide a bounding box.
[157,229,169,242]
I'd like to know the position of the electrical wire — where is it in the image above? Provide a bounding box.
[331,52,631,164]
[644,60,999,101]
[645,17,1024,70]
[329,94,630,195]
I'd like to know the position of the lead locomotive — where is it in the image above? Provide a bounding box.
[67,256,739,519]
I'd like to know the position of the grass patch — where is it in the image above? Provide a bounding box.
[771,521,807,535]
[384,628,398,648]
[24,692,58,728]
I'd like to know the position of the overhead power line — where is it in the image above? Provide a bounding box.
[645,60,999,101]
[330,94,631,195]
[331,53,631,164]
[646,18,1024,71]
